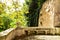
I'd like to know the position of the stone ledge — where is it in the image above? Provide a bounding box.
[0,27,60,40]
[0,28,15,40]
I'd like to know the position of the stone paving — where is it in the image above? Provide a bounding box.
[13,35,60,40]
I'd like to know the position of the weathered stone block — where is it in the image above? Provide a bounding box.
[39,0,60,28]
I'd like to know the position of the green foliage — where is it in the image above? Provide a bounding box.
[27,0,46,26]
[0,16,12,29]
[0,0,29,32]
[0,0,46,32]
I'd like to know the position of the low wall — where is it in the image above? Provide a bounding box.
[0,27,60,40]
[0,28,15,40]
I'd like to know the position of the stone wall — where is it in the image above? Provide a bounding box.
[0,27,60,40]
[0,28,15,40]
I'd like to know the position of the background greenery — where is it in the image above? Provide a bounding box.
[0,0,46,32]
[27,0,46,26]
